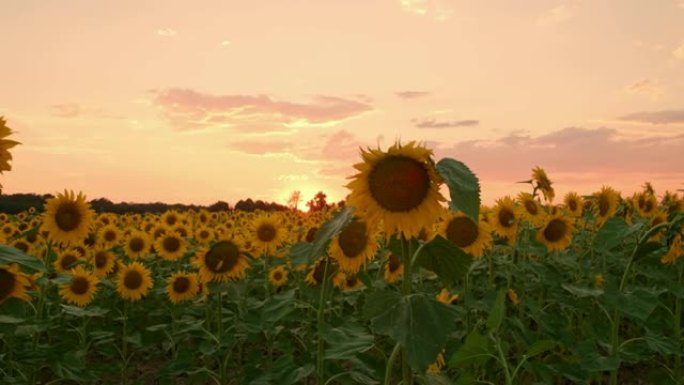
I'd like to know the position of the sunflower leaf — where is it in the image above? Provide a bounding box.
[0,244,46,272]
[415,235,473,286]
[369,293,460,372]
[486,290,505,332]
[308,206,355,260]
[436,158,481,222]
[321,322,375,360]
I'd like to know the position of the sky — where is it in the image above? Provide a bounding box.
[1,0,683,207]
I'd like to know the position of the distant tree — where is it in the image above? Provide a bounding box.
[208,200,230,212]
[287,190,302,211]
[306,191,329,212]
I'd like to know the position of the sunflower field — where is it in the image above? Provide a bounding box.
[1,139,684,385]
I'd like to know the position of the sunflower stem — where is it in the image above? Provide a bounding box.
[121,301,129,385]
[401,235,413,385]
[674,265,683,384]
[217,290,227,385]
[317,257,330,384]
[384,342,402,385]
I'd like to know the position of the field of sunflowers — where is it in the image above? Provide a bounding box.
[1,133,684,385]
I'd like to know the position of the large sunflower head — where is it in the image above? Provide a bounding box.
[0,263,32,304]
[345,141,446,240]
[166,271,200,304]
[536,214,575,252]
[593,186,620,226]
[250,213,287,256]
[41,190,95,245]
[440,211,492,259]
[154,232,187,261]
[124,230,152,259]
[489,196,519,242]
[329,217,379,274]
[116,261,153,302]
[563,192,584,218]
[194,237,250,283]
[59,265,99,307]
[532,166,555,202]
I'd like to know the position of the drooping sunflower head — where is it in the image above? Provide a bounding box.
[383,252,404,284]
[532,166,555,202]
[346,141,446,240]
[166,271,199,304]
[329,217,379,274]
[194,237,250,283]
[41,190,95,245]
[489,196,518,242]
[0,263,32,304]
[124,230,152,259]
[633,192,658,218]
[0,117,20,191]
[536,214,575,252]
[154,232,187,261]
[592,186,620,226]
[268,265,289,287]
[59,265,99,307]
[440,211,492,259]
[116,261,153,302]
[250,213,287,256]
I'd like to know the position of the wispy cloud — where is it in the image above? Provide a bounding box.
[536,3,577,26]
[50,104,81,118]
[617,109,684,124]
[396,91,431,99]
[673,43,684,60]
[413,118,479,129]
[153,88,373,132]
[155,28,177,37]
[400,0,454,21]
[623,79,664,98]
[220,40,232,47]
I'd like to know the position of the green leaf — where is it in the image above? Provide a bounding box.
[322,322,375,360]
[525,340,557,358]
[370,293,460,372]
[308,206,355,260]
[562,284,603,298]
[362,289,401,320]
[0,315,25,324]
[633,241,665,262]
[593,217,631,252]
[0,244,45,272]
[644,332,681,355]
[261,289,296,326]
[449,330,494,367]
[288,242,313,266]
[415,235,473,286]
[486,290,505,331]
[436,158,481,222]
[61,305,109,318]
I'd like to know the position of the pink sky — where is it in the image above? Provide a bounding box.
[1,0,683,206]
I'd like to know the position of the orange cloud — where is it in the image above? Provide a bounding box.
[153,88,373,132]
[618,109,684,124]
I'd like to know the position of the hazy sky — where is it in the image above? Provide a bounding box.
[1,0,683,206]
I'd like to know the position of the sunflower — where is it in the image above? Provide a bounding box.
[489,196,519,242]
[59,265,99,307]
[329,217,379,274]
[383,252,403,284]
[116,261,153,301]
[332,272,364,291]
[305,258,334,287]
[160,210,182,228]
[124,230,152,259]
[53,248,83,273]
[346,141,446,240]
[633,192,658,218]
[440,211,492,258]
[11,239,31,255]
[250,213,287,256]
[517,192,544,225]
[41,190,95,245]
[97,224,122,248]
[196,209,211,226]
[436,288,460,305]
[536,214,574,252]
[194,226,215,245]
[268,265,289,287]
[563,192,584,217]
[194,238,250,283]
[154,232,187,261]
[662,234,683,264]
[427,351,446,374]
[0,117,20,189]
[166,271,200,304]
[532,166,555,202]
[648,211,668,241]
[91,248,117,277]
[594,274,605,289]
[0,263,32,304]
[507,288,520,306]
[593,186,620,226]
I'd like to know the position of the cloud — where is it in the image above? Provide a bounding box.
[220,40,232,47]
[434,127,684,183]
[49,104,81,118]
[536,3,577,26]
[153,88,373,132]
[396,91,431,99]
[413,118,479,129]
[156,28,177,37]
[674,43,684,60]
[400,0,454,21]
[617,109,684,124]
[623,79,664,97]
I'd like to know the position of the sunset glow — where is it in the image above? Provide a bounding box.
[2,0,683,205]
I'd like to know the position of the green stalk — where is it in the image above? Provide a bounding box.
[609,222,668,385]
[383,342,402,385]
[121,301,129,385]
[674,265,683,384]
[317,257,330,384]
[493,333,513,385]
[217,290,227,385]
[401,236,413,385]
